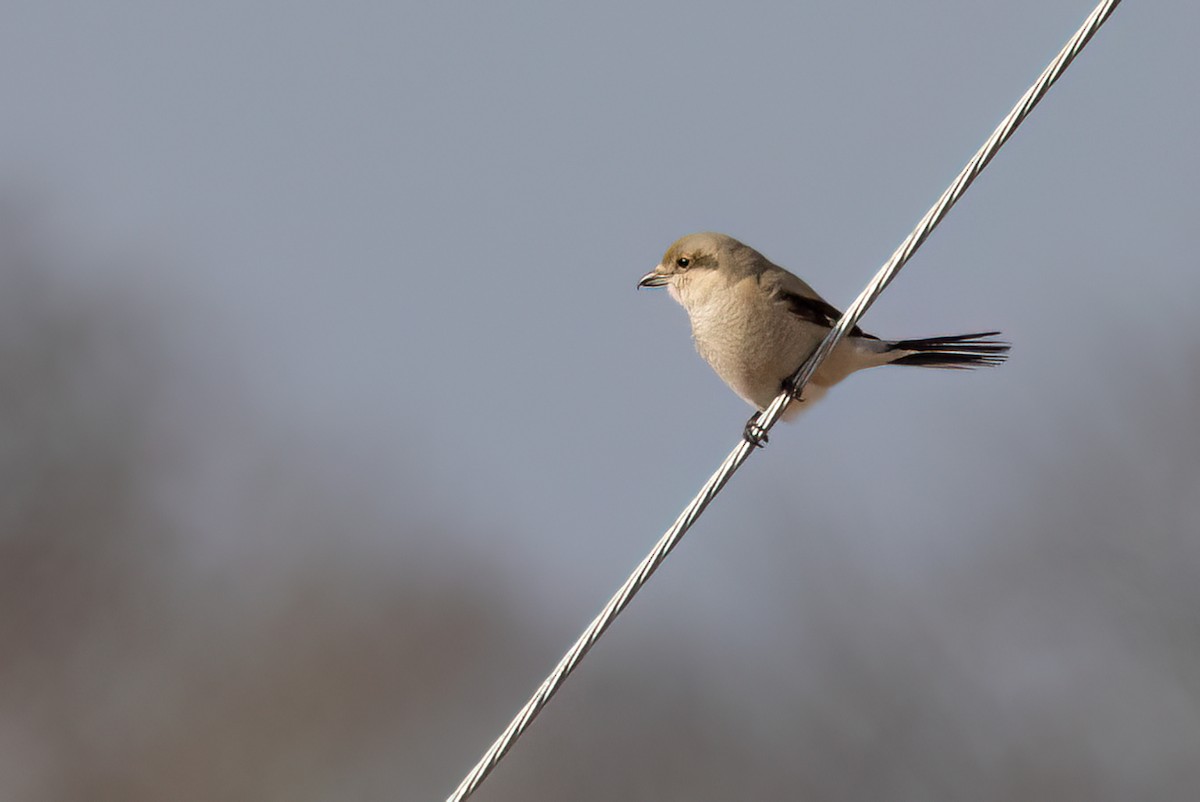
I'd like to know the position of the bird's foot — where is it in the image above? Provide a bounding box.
[743,413,769,448]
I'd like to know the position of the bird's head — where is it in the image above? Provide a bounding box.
[638,232,762,300]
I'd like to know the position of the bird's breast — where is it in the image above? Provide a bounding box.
[684,279,805,409]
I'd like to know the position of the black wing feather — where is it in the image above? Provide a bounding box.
[775,289,876,339]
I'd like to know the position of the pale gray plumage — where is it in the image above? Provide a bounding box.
[638,232,1008,422]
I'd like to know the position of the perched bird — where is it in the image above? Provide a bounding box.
[638,232,1009,444]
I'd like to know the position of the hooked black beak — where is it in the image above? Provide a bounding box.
[637,266,669,289]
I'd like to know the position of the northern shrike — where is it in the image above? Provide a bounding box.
[638,232,1009,444]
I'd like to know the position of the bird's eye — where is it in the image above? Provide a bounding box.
[675,257,691,269]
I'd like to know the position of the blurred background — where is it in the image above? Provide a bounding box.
[2,2,1198,800]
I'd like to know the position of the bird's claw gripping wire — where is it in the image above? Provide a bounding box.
[743,377,808,446]
[743,414,769,448]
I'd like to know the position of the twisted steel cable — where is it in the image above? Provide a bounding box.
[446,2,1122,799]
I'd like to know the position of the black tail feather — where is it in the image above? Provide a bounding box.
[889,331,1010,369]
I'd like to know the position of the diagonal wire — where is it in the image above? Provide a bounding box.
[446,2,1122,799]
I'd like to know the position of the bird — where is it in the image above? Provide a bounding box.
[637,232,1009,445]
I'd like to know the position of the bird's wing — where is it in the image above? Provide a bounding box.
[760,269,876,339]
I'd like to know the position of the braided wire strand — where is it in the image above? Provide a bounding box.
[447,2,1121,799]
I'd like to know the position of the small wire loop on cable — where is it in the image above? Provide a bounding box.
[446,2,1122,800]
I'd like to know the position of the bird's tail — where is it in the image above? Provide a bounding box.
[886,331,1010,369]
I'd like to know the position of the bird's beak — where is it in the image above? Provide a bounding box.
[637,265,669,289]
